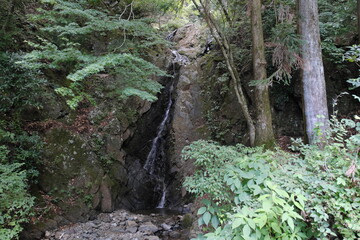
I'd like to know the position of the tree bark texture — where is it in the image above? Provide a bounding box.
[250,0,275,147]
[192,0,256,146]
[298,0,329,144]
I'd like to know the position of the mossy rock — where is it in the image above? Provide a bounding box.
[38,128,104,216]
[182,214,193,229]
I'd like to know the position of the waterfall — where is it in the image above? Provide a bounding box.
[143,69,175,209]
[156,183,167,208]
[143,80,174,174]
[143,50,188,209]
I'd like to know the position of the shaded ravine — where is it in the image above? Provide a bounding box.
[120,50,189,211]
[143,72,175,209]
[143,50,190,209]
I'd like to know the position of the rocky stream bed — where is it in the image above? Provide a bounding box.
[41,209,193,240]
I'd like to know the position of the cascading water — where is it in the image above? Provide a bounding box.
[143,81,174,174]
[143,78,174,209]
[143,50,189,209]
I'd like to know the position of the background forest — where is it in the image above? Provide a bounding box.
[0,0,359,239]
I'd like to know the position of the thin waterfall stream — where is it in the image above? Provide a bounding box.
[143,76,175,209]
[143,50,189,209]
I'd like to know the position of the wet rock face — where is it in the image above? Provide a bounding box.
[172,24,207,60]
[166,24,210,203]
[42,209,189,240]
[167,61,209,202]
[119,73,176,211]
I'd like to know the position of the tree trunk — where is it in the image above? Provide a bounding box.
[298,0,329,144]
[192,0,256,146]
[250,0,275,148]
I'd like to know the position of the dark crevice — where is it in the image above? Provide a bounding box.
[118,62,181,211]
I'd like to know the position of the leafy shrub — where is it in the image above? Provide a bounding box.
[21,0,169,109]
[0,127,42,181]
[0,52,45,115]
[344,44,360,102]
[0,146,35,240]
[183,141,308,240]
[183,116,360,240]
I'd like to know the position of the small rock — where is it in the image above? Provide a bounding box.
[138,222,158,233]
[144,236,160,240]
[165,218,176,226]
[126,220,138,227]
[54,231,63,239]
[93,219,101,225]
[126,227,138,233]
[169,231,181,238]
[44,231,51,238]
[161,223,172,231]
[136,215,145,222]
[85,222,97,228]
[97,213,111,223]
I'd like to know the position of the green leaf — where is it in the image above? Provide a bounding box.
[253,185,263,195]
[203,212,211,225]
[247,218,256,230]
[281,213,289,223]
[262,199,273,212]
[211,215,220,229]
[243,224,251,237]
[271,222,282,234]
[197,207,207,215]
[274,188,289,198]
[198,217,204,226]
[208,206,215,214]
[232,218,245,229]
[254,214,267,229]
[287,217,294,232]
[337,178,346,186]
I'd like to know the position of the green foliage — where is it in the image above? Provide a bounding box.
[0,0,35,51]
[0,126,42,181]
[183,141,308,239]
[344,44,360,102]
[318,0,356,62]
[0,52,45,115]
[266,22,302,84]
[0,51,44,180]
[260,0,303,85]
[287,115,360,239]
[133,0,184,16]
[183,115,360,239]
[199,58,235,143]
[0,146,35,240]
[21,0,168,109]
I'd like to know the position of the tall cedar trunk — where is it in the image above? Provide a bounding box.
[251,0,275,147]
[298,0,329,144]
[192,0,256,146]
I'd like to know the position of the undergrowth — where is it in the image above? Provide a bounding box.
[183,115,360,240]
